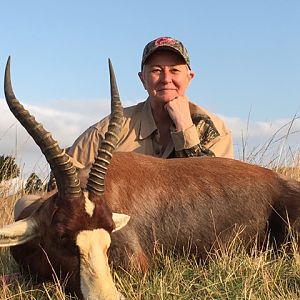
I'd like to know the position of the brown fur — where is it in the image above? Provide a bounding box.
[103,153,300,270]
[11,192,114,298]
[11,152,300,297]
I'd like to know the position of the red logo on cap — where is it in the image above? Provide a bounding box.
[154,37,176,47]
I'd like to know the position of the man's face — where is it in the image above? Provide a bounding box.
[139,50,195,105]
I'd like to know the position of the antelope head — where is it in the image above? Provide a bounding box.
[0,57,129,300]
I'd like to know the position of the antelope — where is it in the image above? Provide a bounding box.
[1,57,300,300]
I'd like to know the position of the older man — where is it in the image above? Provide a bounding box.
[14,36,234,219]
[68,37,234,172]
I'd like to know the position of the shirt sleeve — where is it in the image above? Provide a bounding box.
[170,125,214,158]
[47,124,106,191]
[170,115,234,159]
[171,125,200,151]
[68,126,104,170]
[206,132,234,158]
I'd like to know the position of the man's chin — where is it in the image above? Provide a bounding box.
[156,94,178,103]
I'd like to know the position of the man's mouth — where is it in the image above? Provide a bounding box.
[158,88,176,92]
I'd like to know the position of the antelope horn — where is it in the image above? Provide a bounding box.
[0,217,40,247]
[87,59,124,196]
[4,57,81,199]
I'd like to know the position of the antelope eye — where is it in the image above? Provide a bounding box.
[58,233,70,243]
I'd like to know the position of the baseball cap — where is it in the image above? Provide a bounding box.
[141,37,191,69]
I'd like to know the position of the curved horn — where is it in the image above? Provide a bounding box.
[4,57,81,199]
[87,59,124,196]
[0,217,40,247]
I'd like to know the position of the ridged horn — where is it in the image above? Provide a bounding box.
[87,59,124,196]
[4,57,81,199]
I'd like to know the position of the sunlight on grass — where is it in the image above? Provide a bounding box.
[0,118,299,299]
[114,237,300,300]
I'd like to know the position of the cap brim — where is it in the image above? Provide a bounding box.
[142,46,190,69]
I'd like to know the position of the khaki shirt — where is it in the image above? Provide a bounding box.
[68,99,234,170]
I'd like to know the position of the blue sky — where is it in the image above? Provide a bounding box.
[1,0,300,178]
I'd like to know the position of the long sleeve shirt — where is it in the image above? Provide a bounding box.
[67,99,234,171]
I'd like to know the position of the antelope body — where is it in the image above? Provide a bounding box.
[100,151,300,271]
[1,58,300,300]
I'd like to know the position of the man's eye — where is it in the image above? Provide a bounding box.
[151,69,161,74]
[170,68,180,73]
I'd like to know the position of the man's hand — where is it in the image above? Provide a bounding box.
[164,96,193,132]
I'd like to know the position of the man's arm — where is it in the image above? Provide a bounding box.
[166,97,234,159]
[171,124,234,158]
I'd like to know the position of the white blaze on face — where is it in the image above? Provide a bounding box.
[83,191,95,217]
[76,229,124,300]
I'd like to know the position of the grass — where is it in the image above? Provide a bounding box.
[1,234,300,299]
[0,118,299,299]
[113,241,300,300]
[1,174,300,299]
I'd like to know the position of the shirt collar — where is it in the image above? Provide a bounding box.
[139,98,158,140]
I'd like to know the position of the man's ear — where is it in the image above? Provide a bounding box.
[112,213,130,232]
[189,70,195,80]
[138,71,147,90]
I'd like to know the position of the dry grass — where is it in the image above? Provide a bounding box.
[0,190,70,300]
[0,116,300,299]
[116,239,300,300]
[0,165,300,299]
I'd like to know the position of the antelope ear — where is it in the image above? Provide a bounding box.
[0,217,39,247]
[112,213,130,232]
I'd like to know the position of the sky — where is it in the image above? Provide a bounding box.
[0,0,300,180]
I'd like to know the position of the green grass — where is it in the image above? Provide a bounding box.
[1,187,300,299]
[0,154,300,299]
[1,237,300,299]
[115,238,300,300]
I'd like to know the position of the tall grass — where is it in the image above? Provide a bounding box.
[1,170,300,299]
[0,118,299,299]
[1,218,300,299]
[238,113,300,169]
[117,239,300,300]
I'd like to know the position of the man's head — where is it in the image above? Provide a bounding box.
[139,37,195,104]
[141,36,191,70]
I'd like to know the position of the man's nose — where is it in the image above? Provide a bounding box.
[160,69,172,83]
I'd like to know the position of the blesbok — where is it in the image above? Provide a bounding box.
[0,57,129,300]
[1,57,300,300]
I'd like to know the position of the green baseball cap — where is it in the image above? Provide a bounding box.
[141,37,191,69]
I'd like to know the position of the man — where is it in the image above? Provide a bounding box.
[14,36,234,219]
[68,36,234,173]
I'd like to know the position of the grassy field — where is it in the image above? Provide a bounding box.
[0,167,300,300]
